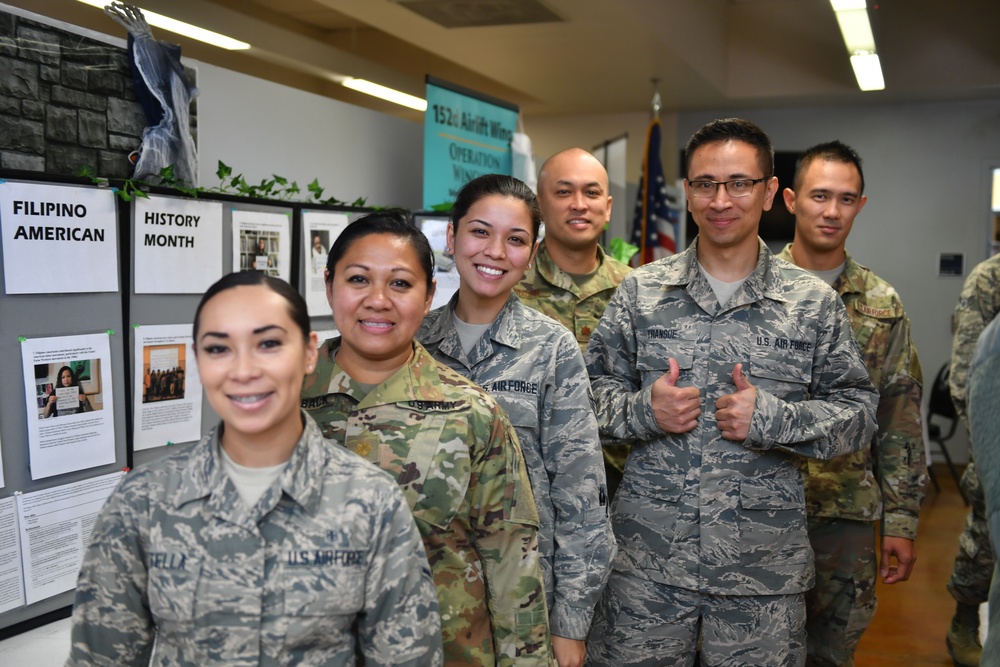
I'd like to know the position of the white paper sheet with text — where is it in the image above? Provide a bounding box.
[16,471,124,605]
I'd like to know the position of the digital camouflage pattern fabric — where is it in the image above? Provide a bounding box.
[777,247,927,539]
[302,340,552,667]
[802,516,878,667]
[969,314,1000,666]
[515,240,633,478]
[585,239,878,598]
[587,570,807,666]
[67,413,443,667]
[418,292,615,641]
[950,253,1000,421]
[948,253,1000,608]
[515,240,631,351]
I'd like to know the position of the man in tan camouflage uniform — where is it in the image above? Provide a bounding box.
[778,140,926,667]
[584,118,878,666]
[303,338,552,667]
[945,252,1000,666]
[515,148,632,497]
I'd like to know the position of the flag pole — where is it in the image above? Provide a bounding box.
[641,82,661,264]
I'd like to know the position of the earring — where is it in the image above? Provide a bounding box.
[445,245,453,254]
[526,262,532,270]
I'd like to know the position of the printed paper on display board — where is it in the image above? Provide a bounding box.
[21,333,116,480]
[132,324,203,451]
[16,471,124,605]
[0,181,119,294]
[134,196,224,294]
[231,210,292,282]
[302,210,349,317]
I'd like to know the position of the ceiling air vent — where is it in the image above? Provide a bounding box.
[393,0,562,28]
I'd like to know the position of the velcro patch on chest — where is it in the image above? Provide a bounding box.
[855,304,894,319]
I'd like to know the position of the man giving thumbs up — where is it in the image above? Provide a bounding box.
[584,118,878,667]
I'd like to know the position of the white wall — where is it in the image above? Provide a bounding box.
[194,62,423,210]
[678,99,1000,461]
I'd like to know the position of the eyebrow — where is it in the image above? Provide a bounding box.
[467,218,531,236]
[554,178,604,190]
[343,262,417,276]
[809,187,859,197]
[689,171,757,181]
[199,324,288,341]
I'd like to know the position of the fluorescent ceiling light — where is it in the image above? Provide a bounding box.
[341,78,428,112]
[830,0,883,91]
[830,0,866,10]
[850,52,885,91]
[76,0,250,50]
[833,7,875,52]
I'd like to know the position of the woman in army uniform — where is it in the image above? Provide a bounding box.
[301,210,552,667]
[68,271,442,666]
[417,175,615,667]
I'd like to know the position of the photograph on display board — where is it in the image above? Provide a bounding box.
[141,344,187,404]
[34,359,102,419]
[239,229,281,276]
[309,230,329,275]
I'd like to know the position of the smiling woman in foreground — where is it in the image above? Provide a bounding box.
[67,270,442,666]
[301,210,552,667]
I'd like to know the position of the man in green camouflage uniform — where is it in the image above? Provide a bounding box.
[778,140,926,667]
[584,119,878,666]
[945,252,1000,666]
[515,147,632,497]
[302,339,552,667]
[68,412,443,666]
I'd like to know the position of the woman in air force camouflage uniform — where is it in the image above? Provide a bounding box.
[301,211,553,667]
[417,175,615,667]
[68,271,442,667]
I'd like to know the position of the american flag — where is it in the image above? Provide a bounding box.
[631,118,679,266]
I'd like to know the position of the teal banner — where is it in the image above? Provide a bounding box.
[423,78,518,209]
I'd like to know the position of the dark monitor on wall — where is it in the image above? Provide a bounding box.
[681,150,803,248]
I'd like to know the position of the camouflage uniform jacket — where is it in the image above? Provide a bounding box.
[301,340,552,667]
[515,240,632,351]
[950,253,1000,420]
[418,292,616,641]
[585,238,878,596]
[67,412,443,667]
[777,246,926,539]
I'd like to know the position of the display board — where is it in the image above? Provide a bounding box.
[0,174,128,634]
[129,194,295,469]
[0,172,372,637]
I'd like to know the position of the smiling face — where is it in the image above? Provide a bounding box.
[783,158,867,259]
[449,194,537,321]
[326,232,434,379]
[537,149,612,253]
[685,139,778,257]
[194,284,318,456]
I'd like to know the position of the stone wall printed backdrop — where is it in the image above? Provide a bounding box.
[0,10,196,180]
